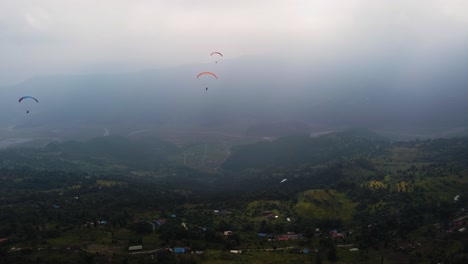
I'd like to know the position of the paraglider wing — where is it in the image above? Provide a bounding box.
[19,96,39,103]
[197,72,218,79]
[210,52,223,57]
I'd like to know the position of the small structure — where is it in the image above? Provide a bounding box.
[174,247,185,253]
[453,216,468,227]
[454,195,460,202]
[266,214,276,220]
[128,245,143,251]
[349,248,359,252]
[230,250,242,254]
[171,214,177,218]
[286,217,291,222]
[278,233,303,241]
[329,230,344,238]
[303,248,310,254]
[258,233,267,237]
[154,219,166,227]
[224,231,233,236]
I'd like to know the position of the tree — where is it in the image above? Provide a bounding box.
[327,245,338,262]
[155,250,176,264]
[130,221,153,234]
[315,253,323,264]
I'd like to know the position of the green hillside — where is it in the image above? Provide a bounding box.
[222,129,389,171]
[0,132,467,263]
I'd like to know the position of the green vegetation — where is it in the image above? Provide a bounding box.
[0,131,467,263]
[295,190,357,222]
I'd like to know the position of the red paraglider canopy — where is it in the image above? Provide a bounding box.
[197,72,218,79]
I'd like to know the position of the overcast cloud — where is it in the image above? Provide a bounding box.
[1,0,468,85]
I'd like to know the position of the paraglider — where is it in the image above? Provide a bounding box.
[196,52,223,91]
[211,52,223,63]
[197,72,218,91]
[18,96,38,114]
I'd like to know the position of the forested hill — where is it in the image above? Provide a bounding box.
[222,128,390,171]
[0,131,467,263]
[0,135,181,172]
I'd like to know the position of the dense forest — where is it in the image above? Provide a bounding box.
[0,130,467,263]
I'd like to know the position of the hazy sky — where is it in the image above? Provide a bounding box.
[1,0,468,85]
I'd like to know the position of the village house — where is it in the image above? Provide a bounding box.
[154,219,166,227]
[174,247,185,253]
[128,245,143,251]
[277,233,303,241]
[453,216,468,227]
[266,214,276,221]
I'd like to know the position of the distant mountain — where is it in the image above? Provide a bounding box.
[42,135,180,170]
[1,55,468,140]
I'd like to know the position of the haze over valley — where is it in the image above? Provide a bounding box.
[0,1,467,263]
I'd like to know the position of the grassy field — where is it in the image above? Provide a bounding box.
[368,180,387,189]
[295,190,357,222]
